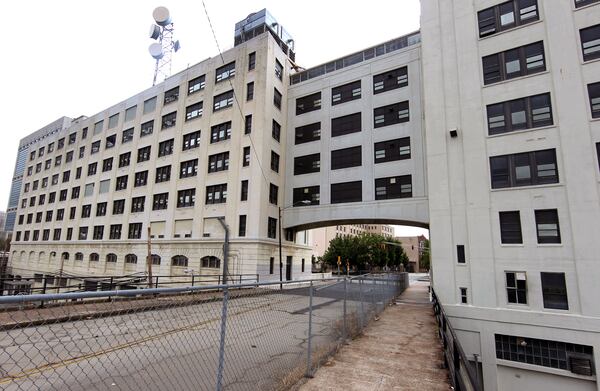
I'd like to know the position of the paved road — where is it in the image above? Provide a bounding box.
[0,278,400,391]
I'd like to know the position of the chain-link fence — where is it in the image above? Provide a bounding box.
[0,273,408,391]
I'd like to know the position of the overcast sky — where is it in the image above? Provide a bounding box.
[0,0,426,237]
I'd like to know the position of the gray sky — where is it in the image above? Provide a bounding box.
[0,0,426,237]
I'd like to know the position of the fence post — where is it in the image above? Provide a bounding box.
[191,274,195,287]
[216,287,229,391]
[155,276,159,289]
[358,277,365,331]
[343,278,347,341]
[39,277,48,308]
[305,281,314,378]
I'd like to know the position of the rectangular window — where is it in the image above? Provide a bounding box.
[506,272,527,304]
[588,82,600,118]
[56,208,64,220]
[87,162,97,176]
[208,152,229,173]
[248,52,256,71]
[128,223,143,239]
[66,228,73,240]
[275,59,283,80]
[158,139,174,157]
[58,138,65,150]
[177,188,196,208]
[144,97,157,114]
[153,192,169,210]
[113,199,125,215]
[271,151,280,173]
[490,149,558,189]
[78,147,85,159]
[460,288,468,304]
[99,179,110,194]
[246,82,254,101]
[156,165,171,183]
[332,80,361,105]
[267,217,277,239]
[374,101,409,128]
[180,159,198,178]
[134,170,148,187]
[96,202,107,217]
[374,175,412,200]
[541,272,568,310]
[125,105,137,122]
[535,209,561,244]
[477,0,539,38]
[580,24,600,62]
[109,224,122,239]
[457,245,466,263]
[215,61,235,82]
[122,128,134,143]
[213,90,234,111]
[331,181,362,204]
[131,196,145,213]
[108,113,119,129]
[239,215,247,237]
[274,88,282,109]
[119,152,131,168]
[102,157,113,172]
[79,227,88,240]
[65,151,74,162]
[296,92,321,115]
[272,120,281,142]
[373,66,408,94]
[483,42,546,85]
[211,122,232,143]
[71,186,79,199]
[84,183,94,197]
[269,257,274,274]
[91,226,104,240]
[137,146,151,162]
[141,120,154,137]
[295,122,321,144]
[55,156,62,166]
[161,112,177,129]
[53,229,61,241]
[186,102,203,121]
[374,137,411,163]
[45,210,53,223]
[59,189,67,201]
[116,175,128,191]
[487,93,553,135]
[241,180,248,201]
[91,141,101,154]
[188,75,206,94]
[245,114,252,134]
[294,153,320,175]
[68,132,76,145]
[293,186,320,206]
[183,130,201,150]
[499,211,523,244]
[206,184,227,204]
[269,183,278,205]
[331,146,362,170]
[332,113,361,137]
[164,86,179,104]
[94,120,103,135]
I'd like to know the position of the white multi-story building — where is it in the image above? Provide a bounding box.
[311,224,395,258]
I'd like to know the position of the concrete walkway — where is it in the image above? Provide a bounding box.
[299,281,450,390]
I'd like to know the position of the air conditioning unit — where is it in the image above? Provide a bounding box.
[569,354,594,376]
[203,233,210,237]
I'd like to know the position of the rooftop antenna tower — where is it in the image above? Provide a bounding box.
[148,6,181,86]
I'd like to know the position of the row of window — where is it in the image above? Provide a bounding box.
[499,209,561,244]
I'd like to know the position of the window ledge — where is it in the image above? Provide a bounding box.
[482,70,550,89]
[487,124,557,139]
[490,183,562,192]
[497,359,596,381]
[581,56,600,67]
[590,117,600,122]
[573,2,600,12]
[478,19,543,42]
[536,243,563,247]
[499,243,524,247]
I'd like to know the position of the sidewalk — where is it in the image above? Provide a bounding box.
[299,281,449,390]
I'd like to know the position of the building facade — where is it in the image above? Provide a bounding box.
[311,224,394,258]
[396,235,426,272]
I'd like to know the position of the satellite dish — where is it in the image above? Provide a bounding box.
[153,6,171,26]
[173,40,181,52]
[149,43,164,59]
[149,24,161,40]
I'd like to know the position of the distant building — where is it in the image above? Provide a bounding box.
[312,224,395,258]
[395,235,426,272]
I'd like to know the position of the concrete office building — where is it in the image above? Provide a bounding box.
[311,224,395,258]
[396,235,427,272]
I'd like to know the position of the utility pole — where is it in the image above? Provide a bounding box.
[279,207,283,290]
[147,226,153,288]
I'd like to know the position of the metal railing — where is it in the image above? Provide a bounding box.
[431,288,482,391]
[0,272,408,391]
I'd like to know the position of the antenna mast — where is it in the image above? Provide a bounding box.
[148,6,181,86]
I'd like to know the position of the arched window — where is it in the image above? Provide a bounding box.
[125,254,137,264]
[171,255,188,267]
[106,253,117,263]
[38,252,46,261]
[151,254,161,265]
[201,256,220,269]
[61,252,69,261]
[75,252,84,261]
[28,251,35,261]
[90,253,99,262]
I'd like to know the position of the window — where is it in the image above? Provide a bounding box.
[274,88,282,109]
[331,146,362,170]
[78,227,88,240]
[107,113,119,130]
[143,96,157,114]
[247,82,254,101]
[93,226,104,240]
[81,204,91,218]
[158,139,174,157]
[177,188,196,208]
[106,135,116,149]
[331,181,362,203]
[91,141,101,154]
[69,207,76,220]
[68,133,76,145]
[241,180,248,201]
[243,146,250,167]
[374,137,411,163]
[96,202,107,217]
[332,113,361,137]
[487,93,553,135]
[373,66,408,94]
[58,138,65,150]
[215,61,235,82]
[293,186,320,206]
[137,146,151,162]
[153,193,169,210]
[332,80,361,105]
[490,149,558,189]
[48,142,54,152]
[374,101,409,128]
[116,175,128,191]
[44,159,51,170]
[53,229,61,241]
[248,52,256,71]
[84,183,94,197]
[206,184,227,204]
[51,174,59,186]
[161,112,177,129]
[119,152,131,168]
[125,253,138,263]
[141,120,154,137]
[211,122,232,143]
[45,210,53,222]
[88,162,97,176]
[580,24,600,62]
[295,122,321,144]
[541,272,568,310]
[188,75,206,94]
[268,217,277,239]
[35,212,42,223]
[575,0,600,7]
[173,255,189,267]
[208,152,229,173]
[186,102,203,121]
[180,159,198,178]
[535,209,561,244]
[109,224,122,239]
[164,86,179,104]
[269,183,278,205]
[128,223,143,239]
[296,92,321,115]
[483,42,546,85]
[94,120,103,135]
[457,245,466,264]
[151,255,161,265]
[55,155,62,166]
[134,171,148,187]
[183,130,201,150]
[102,157,113,172]
[99,179,109,194]
[460,287,468,304]
[275,59,283,80]
[201,256,220,268]
[245,115,252,134]
[499,211,523,244]
[107,253,117,263]
[271,151,280,173]
[56,208,64,221]
[478,0,539,38]
[505,272,527,304]
[71,186,80,199]
[272,120,281,142]
[374,175,412,200]
[270,257,274,274]
[239,215,247,237]
[125,105,137,122]
[131,196,145,213]
[59,189,67,201]
[156,165,171,183]
[66,228,72,240]
[294,153,320,175]
[589,82,600,118]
